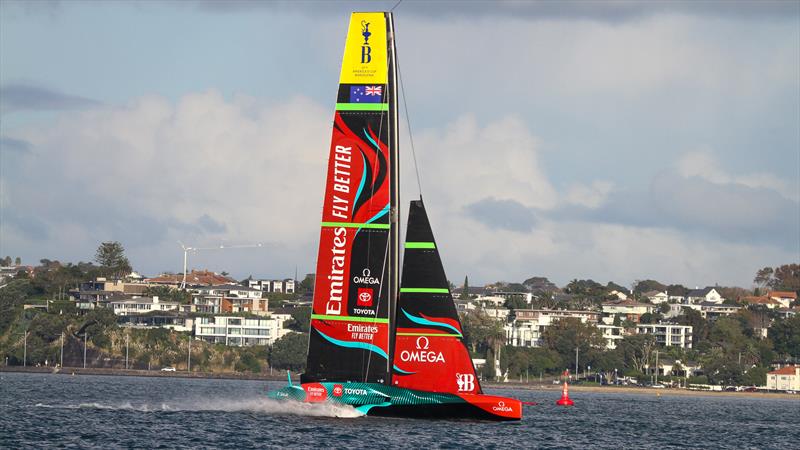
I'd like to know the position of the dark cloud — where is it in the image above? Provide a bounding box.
[463,197,538,232]
[196,214,227,233]
[0,84,100,113]
[184,0,797,22]
[550,172,799,248]
[0,136,32,154]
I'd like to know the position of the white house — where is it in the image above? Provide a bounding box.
[597,324,625,350]
[685,287,724,304]
[506,309,600,348]
[601,300,656,321]
[643,291,669,304]
[636,323,693,348]
[768,291,797,308]
[194,315,290,346]
[765,366,799,391]
[109,296,180,316]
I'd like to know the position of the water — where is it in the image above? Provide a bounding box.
[2,372,797,449]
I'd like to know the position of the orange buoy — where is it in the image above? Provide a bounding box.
[556,369,574,406]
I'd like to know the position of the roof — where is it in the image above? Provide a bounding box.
[643,290,666,297]
[687,287,715,297]
[742,296,782,306]
[769,291,797,299]
[146,270,235,286]
[768,366,798,375]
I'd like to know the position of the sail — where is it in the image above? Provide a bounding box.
[304,12,396,384]
[391,200,483,394]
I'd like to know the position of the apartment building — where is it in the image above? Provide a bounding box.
[194,315,290,346]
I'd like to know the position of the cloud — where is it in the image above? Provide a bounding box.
[182,0,798,23]
[463,197,538,232]
[2,91,329,276]
[564,181,614,209]
[0,84,101,114]
[0,136,32,154]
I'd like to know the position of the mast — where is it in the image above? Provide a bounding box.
[386,11,400,383]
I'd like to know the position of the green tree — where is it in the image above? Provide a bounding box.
[286,307,311,333]
[143,285,191,304]
[269,332,308,371]
[460,276,470,300]
[297,273,315,294]
[541,318,604,370]
[94,241,132,278]
[676,307,709,346]
[460,309,505,357]
[769,316,800,358]
[634,279,667,294]
[617,334,656,374]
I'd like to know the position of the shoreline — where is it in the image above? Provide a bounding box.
[3,367,797,400]
[484,381,799,400]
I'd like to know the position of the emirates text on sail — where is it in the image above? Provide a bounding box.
[326,226,347,315]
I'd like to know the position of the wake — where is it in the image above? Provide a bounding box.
[34,397,364,418]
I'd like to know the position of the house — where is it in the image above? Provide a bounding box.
[741,295,783,310]
[109,296,180,316]
[597,324,625,350]
[685,287,724,304]
[601,300,655,322]
[609,290,628,301]
[643,291,668,304]
[118,311,194,332]
[473,295,506,307]
[506,309,600,348]
[247,278,296,294]
[698,302,740,320]
[765,366,799,391]
[768,291,797,308]
[635,323,693,348]
[190,284,267,315]
[194,315,290,346]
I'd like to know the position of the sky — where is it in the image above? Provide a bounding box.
[1,0,798,289]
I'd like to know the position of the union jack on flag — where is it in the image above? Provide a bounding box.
[365,86,382,96]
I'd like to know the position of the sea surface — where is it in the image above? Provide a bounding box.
[1,372,798,449]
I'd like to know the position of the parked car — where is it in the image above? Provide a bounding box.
[161,367,176,372]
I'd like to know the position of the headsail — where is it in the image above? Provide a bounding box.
[305,12,395,384]
[391,200,482,394]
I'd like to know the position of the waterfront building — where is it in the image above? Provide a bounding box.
[635,323,693,348]
[194,315,291,346]
[190,284,267,315]
[118,312,194,332]
[765,366,799,391]
[506,309,600,348]
[109,296,180,315]
[697,302,740,320]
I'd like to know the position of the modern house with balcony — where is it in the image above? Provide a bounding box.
[194,315,291,346]
[635,323,693,348]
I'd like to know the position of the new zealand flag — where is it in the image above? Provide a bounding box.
[349,85,383,103]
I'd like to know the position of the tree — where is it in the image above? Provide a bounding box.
[541,318,604,370]
[771,264,800,293]
[269,332,308,371]
[143,286,191,304]
[754,266,774,289]
[617,334,656,374]
[297,274,315,294]
[460,309,505,358]
[634,279,667,294]
[286,307,311,333]
[769,316,800,358]
[676,307,709,346]
[94,241,132,278]
[460,276,470,300]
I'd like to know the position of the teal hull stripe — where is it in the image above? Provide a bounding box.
[405,242,435,249]
[400,309,462,337]
[317,329,388,360]
[355,401,392,414]
[400,288,450,294]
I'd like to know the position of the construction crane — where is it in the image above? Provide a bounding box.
[178,242,262,289]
